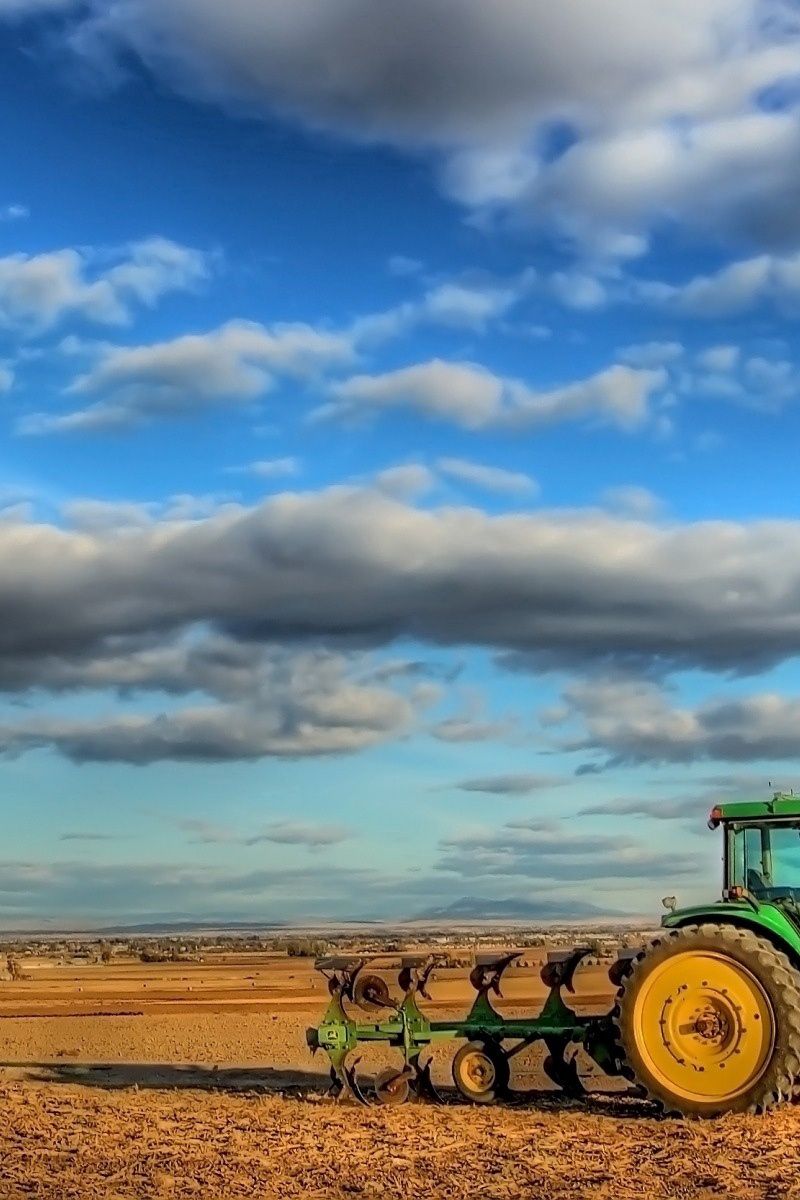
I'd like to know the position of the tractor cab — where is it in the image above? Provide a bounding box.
[709,793,800,909]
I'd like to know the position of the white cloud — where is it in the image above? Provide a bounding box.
[0,362,13,392]
[387,255,423,277]
[669,251,800,316]
[686,350,800,412]
[0,237,208,333]
[8,486,800,686]
[37,0,800,252]
[696,345,741,372]
[619,341,684,368]
[562,677,800,766]
[0,641,419,763]
[549,270,608,311]
[323,358,665,433]
[23,320,355,433]
[323,360,503,429]
[373,464,436,498]
[228,457,300,479]
[437,457,538,496]
[600,485,663,518]
[0,204,28,222]
[353,274,531,344]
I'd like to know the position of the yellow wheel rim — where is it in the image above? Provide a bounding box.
[633,950,775,1103]
[458,1050,496,1093]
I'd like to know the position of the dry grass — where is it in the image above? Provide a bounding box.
[1,1081,800,1200]
[1,954,798,1198]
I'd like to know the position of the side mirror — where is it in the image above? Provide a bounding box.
[661,895,677,912]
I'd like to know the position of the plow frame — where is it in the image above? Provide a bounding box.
[308,948,626,1102]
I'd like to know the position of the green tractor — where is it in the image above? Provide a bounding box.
[307,793,800,1116]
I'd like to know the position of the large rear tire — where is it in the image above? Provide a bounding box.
[616,923,800,1116]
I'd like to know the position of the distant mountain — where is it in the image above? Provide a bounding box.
[413,895,609,921]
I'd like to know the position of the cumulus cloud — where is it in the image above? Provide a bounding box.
[29,0,800,253]
[539,248,800,318]
[6,488,800,691]
[354,276,530,344]
[22,319,355,433]
[322,359,665,432]
[0,204,28,221]
[657,250,800,316]
[60,494,238,533]
[373,464,437,499]
[684,348,800,413]
[0,237,208,334]
[562,678,800,767]
[437,457,538,496]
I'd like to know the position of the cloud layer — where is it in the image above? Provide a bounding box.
[1,488,800,769]
[0,641,419,763]
[563,678,800,767]
[21,0,800,253]
[4,489,800,673]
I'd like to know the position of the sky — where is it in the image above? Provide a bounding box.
[1,1,800,927]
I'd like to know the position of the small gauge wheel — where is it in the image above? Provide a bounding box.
[374,1066,411,1105]
[452,1039,509,1104]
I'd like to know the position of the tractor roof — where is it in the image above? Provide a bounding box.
[709,793,800,825]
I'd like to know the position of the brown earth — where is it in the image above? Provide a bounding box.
[0,952,797,1198]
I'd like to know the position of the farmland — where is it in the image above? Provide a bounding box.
[0,941,796,1198]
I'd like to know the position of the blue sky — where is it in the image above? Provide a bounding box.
[1,1,800,926]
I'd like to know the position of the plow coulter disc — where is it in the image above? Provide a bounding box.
[452,1041,510,1104]
[374,1067,411,1106]
[352,973,392,1012]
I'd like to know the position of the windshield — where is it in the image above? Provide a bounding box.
[730,822,800,902]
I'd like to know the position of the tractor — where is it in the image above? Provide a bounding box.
[307,793,800,1116]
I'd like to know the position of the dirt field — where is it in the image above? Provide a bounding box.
[0,951,798,1198]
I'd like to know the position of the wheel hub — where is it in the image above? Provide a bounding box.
[693,1007,728,1042]
[463,1051,496,1090]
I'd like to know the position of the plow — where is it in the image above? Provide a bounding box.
[307,793,800,1117]
[307,946,633,1106]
